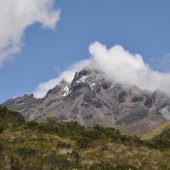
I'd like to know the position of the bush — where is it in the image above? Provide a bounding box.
[17,146,38,160]
[148,128,170,149]
[25,121,38,128]
[76,136,91,148]
[57,141,71,149]
[10,156,22,170]
[0,122,5,134]
[0,106,24,122]
[89,163,140,170]
[71,151,81,165]
[45,153,72,170]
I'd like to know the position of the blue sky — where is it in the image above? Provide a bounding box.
[1,0,170,102]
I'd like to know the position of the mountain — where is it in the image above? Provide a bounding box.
[3,69,170,135]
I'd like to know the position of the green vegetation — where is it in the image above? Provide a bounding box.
[141,121,170,140]
[0,106,170,170]
[149,128,170,149]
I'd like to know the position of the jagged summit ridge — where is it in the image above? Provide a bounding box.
[3,69,170,135]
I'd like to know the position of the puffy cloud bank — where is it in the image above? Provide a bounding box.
[34,42,170,98]
[0,0,60,67]
[89,42,170,94]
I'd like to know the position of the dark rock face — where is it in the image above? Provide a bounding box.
[116,110,148,125]
[144,96,155,107]
[131,97,144,103]
[2,69,170,135]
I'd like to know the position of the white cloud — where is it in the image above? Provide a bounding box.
[34,60,90,98]
[0,0,60,67]
[89,42,170,95]
[34,41,170,98]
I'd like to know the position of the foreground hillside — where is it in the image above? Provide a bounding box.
[0,106,170,170]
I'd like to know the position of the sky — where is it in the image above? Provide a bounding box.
[1,0,170,102]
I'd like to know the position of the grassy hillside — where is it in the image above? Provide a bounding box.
[141,121,170,140]
[0,106,170,170]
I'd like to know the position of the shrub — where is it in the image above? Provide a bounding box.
[0,106,24,122]
[0,122,5,134]
[76,136,91,148]
[71,151,81,165]
[148,128,170,149]
[25,121,38,128]
[45,153,72,170]
[17,146,38,160]
[10,156,23,170]
[89,163,140,170]
[57,141,71,149]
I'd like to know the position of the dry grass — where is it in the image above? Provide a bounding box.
[0,127,170,170]
[0,107,169,170]
[141,121,170,140]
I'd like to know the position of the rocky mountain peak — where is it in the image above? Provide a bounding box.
[2,68,170,135]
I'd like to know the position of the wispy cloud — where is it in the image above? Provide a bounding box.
[0,0,60,67]
[34,60,90,98]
